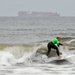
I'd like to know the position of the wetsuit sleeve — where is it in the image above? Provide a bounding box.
[57,43,62,47]
[59,43,62,45]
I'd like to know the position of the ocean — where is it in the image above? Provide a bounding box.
[0,16,75,75]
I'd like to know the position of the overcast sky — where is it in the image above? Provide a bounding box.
[0,0,75,16]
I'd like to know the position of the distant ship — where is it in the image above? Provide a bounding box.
[18,11,60,17]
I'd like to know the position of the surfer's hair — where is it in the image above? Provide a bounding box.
[56,36,61,40]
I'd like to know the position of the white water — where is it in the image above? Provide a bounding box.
[0,43,75,75]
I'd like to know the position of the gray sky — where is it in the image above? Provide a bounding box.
[0,0,75,16]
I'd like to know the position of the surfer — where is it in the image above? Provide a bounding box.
[46,36,64,58]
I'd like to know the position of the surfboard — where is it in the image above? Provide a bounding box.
[46,55,75,62]
[55,55,75,60]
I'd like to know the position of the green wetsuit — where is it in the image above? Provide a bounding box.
[49,38,59,44]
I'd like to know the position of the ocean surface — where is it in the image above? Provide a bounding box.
[0,17,75,75]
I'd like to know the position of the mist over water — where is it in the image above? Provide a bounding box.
[0,17,75,75]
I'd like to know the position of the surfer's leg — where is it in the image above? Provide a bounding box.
[56,48,60,56]
[46,43,51,56]
[46,48,51,56]
[52,45,60,56]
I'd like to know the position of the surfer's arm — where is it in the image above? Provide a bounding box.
[59,43,63,45]
[57,43,64,47]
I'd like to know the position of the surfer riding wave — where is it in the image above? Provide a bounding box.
[46,36,64,58]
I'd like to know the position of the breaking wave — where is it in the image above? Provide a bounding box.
[0,38,75,66]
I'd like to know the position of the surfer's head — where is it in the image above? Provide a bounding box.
[56,36,61,41]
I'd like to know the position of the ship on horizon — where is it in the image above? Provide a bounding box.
[18,11,60,17]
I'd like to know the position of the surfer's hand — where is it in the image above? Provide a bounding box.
[62,44,65,46]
